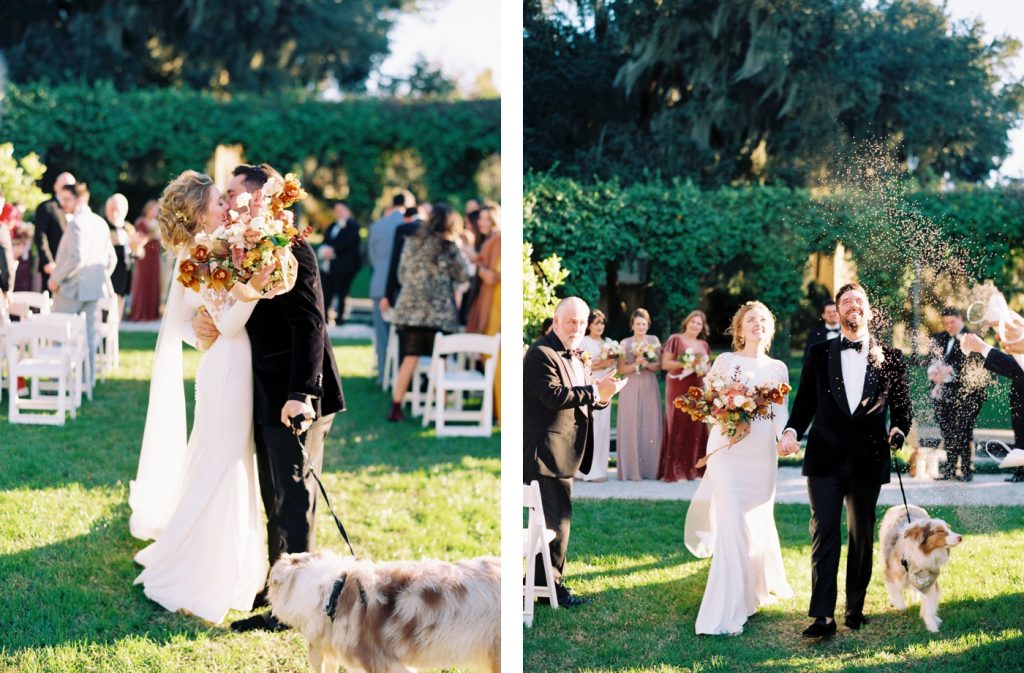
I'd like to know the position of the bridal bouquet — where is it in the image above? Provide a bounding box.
[674,375,791,467]
[670,348,711,379]
[631,341,659,370]
[177,173,311,295]
[600,341,625,362]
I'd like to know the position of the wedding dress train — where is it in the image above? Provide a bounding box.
[129,280,267,624]
[684,352,793,635]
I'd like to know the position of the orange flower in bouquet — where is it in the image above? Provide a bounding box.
[176,173,311,295]
[674,373,791,468]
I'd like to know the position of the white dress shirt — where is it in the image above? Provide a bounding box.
[841,335,869,414]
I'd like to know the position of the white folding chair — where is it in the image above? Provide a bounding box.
[422,332,500,436]
[94,295,120,380]
[26,312,89,411]
[8,291,51,319]
[523,480,558,626]
[6,320,73,425]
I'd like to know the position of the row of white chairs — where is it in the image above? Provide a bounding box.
[379,324,500,437]
[1,291,120,425]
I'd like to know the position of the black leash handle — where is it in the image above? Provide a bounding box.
[291,415,357,557]
[891,433,912,525]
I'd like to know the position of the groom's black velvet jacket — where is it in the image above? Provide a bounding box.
[786,336,913,485]
[246,239,345,425]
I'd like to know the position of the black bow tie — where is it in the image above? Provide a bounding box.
[840,337,863,352]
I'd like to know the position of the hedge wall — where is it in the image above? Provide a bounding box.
[524,173,1024,355]
[0,82,500,222]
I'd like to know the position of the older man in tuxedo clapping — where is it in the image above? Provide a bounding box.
[523,296,627,608]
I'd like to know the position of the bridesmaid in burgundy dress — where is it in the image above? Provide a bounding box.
[129,200,162,322]
[658,310,711,481]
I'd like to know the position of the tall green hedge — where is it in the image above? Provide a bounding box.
[524,173,1024,354]
[0,82,500,221]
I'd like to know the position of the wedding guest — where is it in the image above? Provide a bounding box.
[129,200,162,322]
[962,332,1024,482]
[49,182,117,389]
[658,310,711,481]
[466,205,501,334]
[575,309,616,482]
[388,204,469,422]
[382,206,424,312]
[369,191,414,386]
[33,171,75,290]
[11,223,36,292]
[804,301,841,360]
[0,207,13,298]
[616,307,664,480]
[318,201,361,325]
[928,307,988,481]
[105,193,134,319]
[524,297,627,607]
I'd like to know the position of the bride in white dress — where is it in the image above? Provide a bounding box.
[684,301,793,635]
[128,171,279,624]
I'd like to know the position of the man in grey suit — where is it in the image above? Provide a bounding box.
[368,191,414,386]
[48,182,117,389]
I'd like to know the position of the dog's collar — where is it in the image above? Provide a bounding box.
[326,575,346,620]
[325,573,369,621]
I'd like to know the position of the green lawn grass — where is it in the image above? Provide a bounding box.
[524,500,1024,673]
[0,333,499,672]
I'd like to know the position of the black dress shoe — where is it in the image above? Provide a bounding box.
[1006,474,1024,483]
[230,612,289,633]
[536,584,589,608]
[844,614,868,630]
[801,617,837,638]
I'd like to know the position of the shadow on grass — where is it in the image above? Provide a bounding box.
[0,504,229,651]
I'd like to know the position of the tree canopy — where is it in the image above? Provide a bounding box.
[0,0,413,94]
[524,0,1024,187]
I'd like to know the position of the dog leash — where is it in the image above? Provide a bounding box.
[890,434,913,574]
[290,415,357,557]
[891,434,912,525]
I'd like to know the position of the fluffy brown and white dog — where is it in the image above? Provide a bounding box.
[879,504,963,632]
[268,550,500,673]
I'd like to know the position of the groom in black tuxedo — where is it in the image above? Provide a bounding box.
[194,164,345,631]
[778,283,913,638]
[523,297,626,607]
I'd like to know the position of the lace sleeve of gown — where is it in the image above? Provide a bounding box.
[201,287,258,339]
[771,359,791,442]
[705,351,732,386]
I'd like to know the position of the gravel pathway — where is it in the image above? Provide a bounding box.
[575,466,1024,506]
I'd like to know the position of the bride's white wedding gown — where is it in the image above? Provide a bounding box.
[129,282,267,624]
[684,352,793,635]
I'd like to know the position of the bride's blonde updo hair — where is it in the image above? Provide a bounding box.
[726,301,776,352]
[157,170,215,252]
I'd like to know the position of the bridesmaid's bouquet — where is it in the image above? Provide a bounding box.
[631,341,659,370]
[674,375,791,467]
[177,173,311,295]
[670,348,711,379]
[600,341,625,362]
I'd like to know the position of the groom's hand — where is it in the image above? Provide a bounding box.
[281,399,315,432]
[777,430,799,456]
[193,309,220,343]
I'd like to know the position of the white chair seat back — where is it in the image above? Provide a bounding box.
[523,480,558,626]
